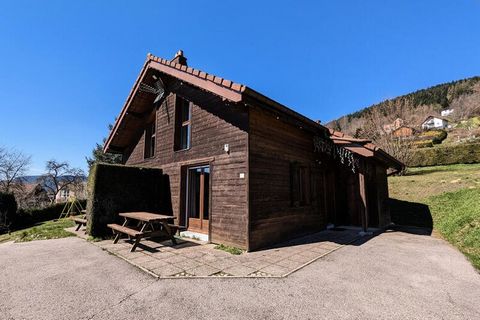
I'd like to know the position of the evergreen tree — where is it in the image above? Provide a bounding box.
[86,124,122,169]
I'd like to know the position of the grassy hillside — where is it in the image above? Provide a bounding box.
[389,163,480,270]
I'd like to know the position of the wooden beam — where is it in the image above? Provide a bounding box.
[107,145,124,153]
[358,169,368,232]
[126,111,150,119]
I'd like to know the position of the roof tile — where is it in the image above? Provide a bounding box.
[222,79,232,88]
[231,83,242,91]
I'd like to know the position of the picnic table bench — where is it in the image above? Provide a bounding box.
[107,212,179,252]
[72,210,87,231]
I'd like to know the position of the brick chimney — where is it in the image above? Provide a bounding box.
[171,50,187,66]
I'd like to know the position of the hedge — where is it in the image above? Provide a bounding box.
[0,193,18,230]
[11,200,87,230]
[408,143,480,167]
[86,163,172,237]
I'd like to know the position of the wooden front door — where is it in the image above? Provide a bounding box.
[186,165,210,234]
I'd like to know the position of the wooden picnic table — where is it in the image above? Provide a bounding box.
[107,212,178,252]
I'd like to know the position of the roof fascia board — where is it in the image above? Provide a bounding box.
[148,60,243,103]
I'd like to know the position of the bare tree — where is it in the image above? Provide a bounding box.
[38,160,85,204]
[361,109,413,174]
[0,147,31,193]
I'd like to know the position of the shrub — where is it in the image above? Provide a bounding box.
[408,143,480,167]
[431,130,448,144]
[414,140,434,148]
[0,192,18,229]
[87,163,172,237]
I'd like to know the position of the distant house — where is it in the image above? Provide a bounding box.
[421,116,449,130]
[17,183,50,208]
[392,126,415,138]
[441,109,454,117]
[54,182,87,203]
[14,177,87,207]
[382,118,404,134]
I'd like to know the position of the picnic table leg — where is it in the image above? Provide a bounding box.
[113,218,129,244]
[129,223,148,252]
[130,236,141,252]
[161,222,177,245]
[75,222,82,231]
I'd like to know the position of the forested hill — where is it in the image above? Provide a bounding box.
[326,76,480,136]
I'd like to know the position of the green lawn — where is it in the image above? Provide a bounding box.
[0,219,76,244]
[389,163,480,203]
[389,163,480,270]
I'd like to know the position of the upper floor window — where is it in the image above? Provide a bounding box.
[175,96,191,151]
[144,119,156,158]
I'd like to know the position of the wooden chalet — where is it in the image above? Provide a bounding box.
[104,51,403,251]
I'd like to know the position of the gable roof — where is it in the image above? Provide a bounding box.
[392,125,415,132]
[422,115,449,124]
[104,51,403,172]
[104,51,327,153]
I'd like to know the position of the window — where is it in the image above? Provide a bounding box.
[175,96,191,151]
[290,162,310,207]
[144,119,156,158]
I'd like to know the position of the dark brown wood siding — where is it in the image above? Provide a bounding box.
[248,106,329,250]
[124,91,249,249]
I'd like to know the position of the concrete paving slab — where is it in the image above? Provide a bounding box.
[86,228,361,278]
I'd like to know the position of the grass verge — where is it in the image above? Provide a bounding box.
[0,219,75,244]
[389,163,480,270]
[425,188,480,270]
[214,244,244,255]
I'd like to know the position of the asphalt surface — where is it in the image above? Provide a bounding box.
[1,231,479,320]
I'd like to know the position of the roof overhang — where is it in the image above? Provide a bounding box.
[330,129,405,173]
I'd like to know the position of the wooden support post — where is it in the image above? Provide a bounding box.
[359,169,369,233]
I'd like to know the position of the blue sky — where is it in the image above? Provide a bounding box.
[1,1,479,175]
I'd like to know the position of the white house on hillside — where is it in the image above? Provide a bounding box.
[441,109,454,117]
[421,116,449,130]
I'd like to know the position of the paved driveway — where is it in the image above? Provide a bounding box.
[1,231,479,320]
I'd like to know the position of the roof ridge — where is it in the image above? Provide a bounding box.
[146,52,246,93]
